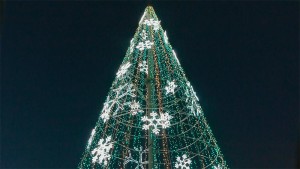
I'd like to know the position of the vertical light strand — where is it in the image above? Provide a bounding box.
[151,27,173,169]
[159,30,194,168]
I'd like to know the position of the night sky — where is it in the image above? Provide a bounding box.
[2,1,299,168]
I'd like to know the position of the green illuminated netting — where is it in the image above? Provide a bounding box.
[78,6,228,169]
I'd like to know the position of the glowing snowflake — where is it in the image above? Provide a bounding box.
[138,61,148,74]
[116,62,131,78]
[91,136,114,166]
[175,154,192,169]
[143,19,160,31]
[165,80,177,95]
[160,113,173,129]
[136,42,145,51]
[124,146,148,169]
[87,128,96,148]
[136,41,153,51]
[100,83,136,122]
[130,101,144,115]
[100,112,109,122]
[111,83,136,115]
[187,102,203,117]
[185,82,202,116]
[145,40,154,49]
[143,19,154,25]
[100,100,111,123]
[113,83,136,98]
[141,112,172,135]
[140,30,148,40]
[153,23,160,31]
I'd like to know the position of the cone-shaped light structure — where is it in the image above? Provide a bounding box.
[78,6,228,169]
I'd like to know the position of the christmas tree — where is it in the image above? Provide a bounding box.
[78,6,228,169]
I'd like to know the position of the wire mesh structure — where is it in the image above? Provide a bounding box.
[78,6,228,169]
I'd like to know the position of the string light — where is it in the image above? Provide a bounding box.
[78,6,228,169]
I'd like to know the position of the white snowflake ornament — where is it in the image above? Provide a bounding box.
[136,41,153,51]
[116,62,131,79]
[113,83,136,98]
[111,83,136,115]
[138,61,148,74]
[175,154,192,169]
[130,101,144,115]
[100,100,111,123]
[136,42,145,51]
[153,22,160,31]
[165,80,177,95]
[185,82,202,116]
[160,112,173,129]
[143,19,160,31]
[100,112,110,123]
[91,136,114,166]
[140,30,148,40]
[142,112,173,135]
[100,83,136,122]
[144,40,154,49]
[124,146,148,169]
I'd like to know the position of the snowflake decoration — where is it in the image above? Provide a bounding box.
[113,83,136,98]
[153,22,160,31]
[91,136,114,166]
[187,101,203,117]
[87,128,96,148]
[111,83,136,115]
[136,40,153,51]
[138,61,148,74]
[175,154,192,169]
[143,19,160,31]
[130,38,134,54]
[144,40,154,49]
[100,99,111,123]
[185,82,202,116]
[164,31,169,44]
[116,62,131,79]
[124,146,148,169]
[141,112,172,135]
[165,80,177,95]
[130,100,144,115]
[140,30,148,40]
[100,83,136,122]
[100,112,110,122]
[136,42,145,51]
[160,113,173,129]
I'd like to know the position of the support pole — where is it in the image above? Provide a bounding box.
[146,56,154,169]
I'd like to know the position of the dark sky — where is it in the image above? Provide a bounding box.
[1,1,299,168]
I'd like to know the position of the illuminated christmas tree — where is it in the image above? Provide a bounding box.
[78,6,228,169]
